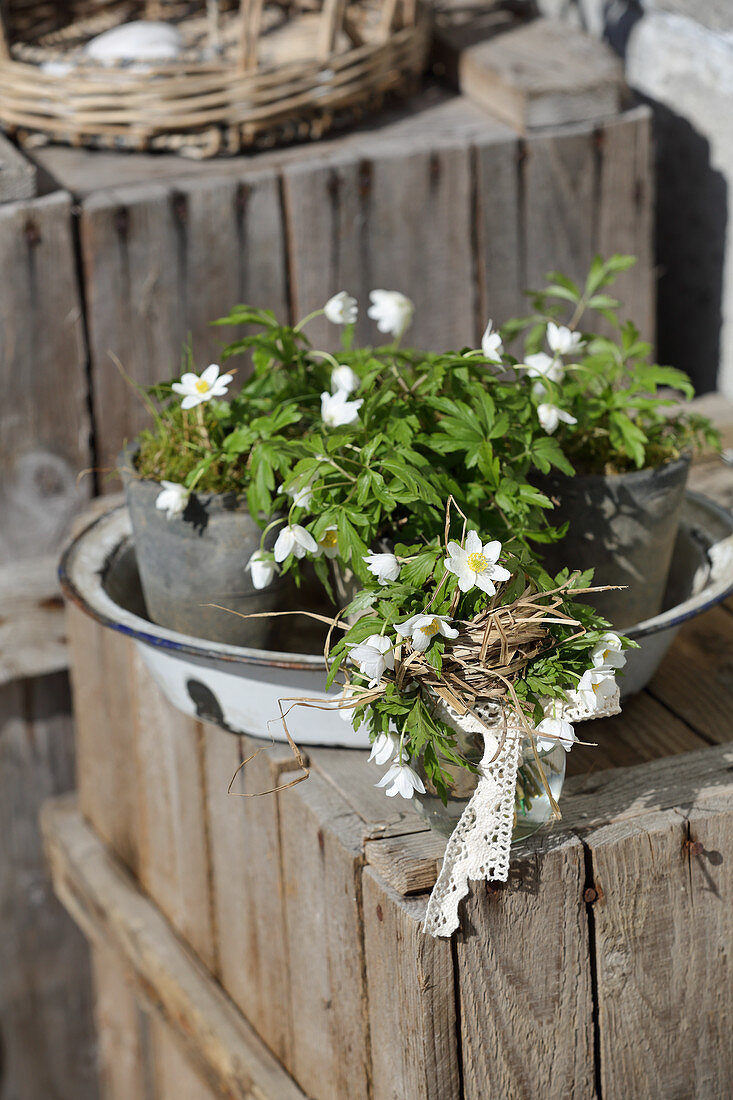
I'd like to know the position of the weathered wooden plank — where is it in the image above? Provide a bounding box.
[67,605,141,874]
[129,647,217,974]
[561,741,733,834]
[150,1013,220,1100]
[282,141,476,352]
[473,131,523,330]
[595,107,654,340]
[455,830,596,1099]
[0,674,98,1100]
[81,172,289,482]
[310,743,428,839]
[586,799,732,1099]
[0,554,67,685]
[567,689,710,777]
[277,772,371,1099]
[42,796,307,1100]
[522,122,596,292]
[647,605,733,744]
[202,724,297,1065]
[0,131,37,201]
[362,867,460,1099]
[364,829,446,896]
[92,944,151,1100]
[0,191,91,563]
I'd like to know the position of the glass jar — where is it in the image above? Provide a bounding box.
[412,722,566,841]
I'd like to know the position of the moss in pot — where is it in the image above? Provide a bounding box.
[501,255,720,628]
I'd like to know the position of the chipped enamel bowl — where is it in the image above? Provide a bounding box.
[59,493,733,745]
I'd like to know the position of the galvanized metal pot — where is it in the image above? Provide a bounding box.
[537,455,691,628]
[120,447,290,648]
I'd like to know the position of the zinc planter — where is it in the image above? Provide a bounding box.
[537,455,691,628]
[121,448,290,649]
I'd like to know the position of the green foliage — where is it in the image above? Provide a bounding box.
[508,255,719,473]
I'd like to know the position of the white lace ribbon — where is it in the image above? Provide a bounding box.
[422,689,621,937]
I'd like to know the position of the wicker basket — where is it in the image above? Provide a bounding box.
[0,0,430,157]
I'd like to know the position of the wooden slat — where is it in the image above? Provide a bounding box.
[0,673,98,1100]
[0,191,91,563]
[67,606,141,874]
[362,868,461,1100]
[277,772,371,1099]
[0,131,37,201]
[455,830,596,1098]
[81,171,288,483]
[522,122,596,292]
[129,647,218,974]
[202,724,298,1065]
[0,554,68,685]
[282,142,476,352]
[92,944,152,1100]
[42,797,307,1100]
[595,107,654,341]
[364,830,445,896]
[586,798,733,1098]
[150,1013,220,1100]
[473,131,523,329]
[566,689,710,777]
[647,605,733,745]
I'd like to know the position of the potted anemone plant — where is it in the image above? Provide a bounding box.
[494,255,719,628]
[120,289,573,647]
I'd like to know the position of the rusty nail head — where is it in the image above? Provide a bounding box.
[685,839,704,857]
[584,887,598,904]
[376,904,383,922]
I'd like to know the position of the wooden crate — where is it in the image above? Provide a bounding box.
[29,90,654,485]
[44,454,733,1100]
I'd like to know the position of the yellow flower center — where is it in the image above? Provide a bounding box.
[195,378,211,394]
[467,551,488,572]
[321,530,338,548]
[421,619,441,637]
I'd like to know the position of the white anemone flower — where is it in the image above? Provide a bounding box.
[363,552,400,586]
[331,364,360,394]
[444,530,511,595]
[335,685,362,723]
[524,351,564,384]
[323,291,358,325]
[316,526,340,559]
[547,322,584,356]
[246,549,278,590]
[285,472,316,509]
[395,614,459,653]
[368,732,400,766]
[481,320,503,363]
[376,759,426,799]
[155,480,189,519]
[537,403,578,434]
[321,389,363,427]
[171,363,233,409]
[574,669,617,712]
[591,632,626,671]
[535,717,577,753]
[367,290,414,337]
[273,524,318,563]
[347,634,395,687]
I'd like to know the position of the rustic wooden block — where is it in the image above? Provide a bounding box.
[442,17,625,134]
[0,131,37,202]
